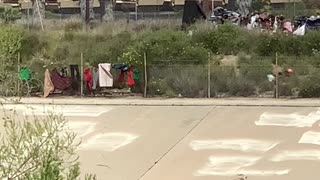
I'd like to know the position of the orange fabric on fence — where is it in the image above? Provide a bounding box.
[43,69,54,98]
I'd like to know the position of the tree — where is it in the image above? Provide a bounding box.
[236,0,252,16]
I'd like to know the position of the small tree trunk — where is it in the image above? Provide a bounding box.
[236,0,252,16]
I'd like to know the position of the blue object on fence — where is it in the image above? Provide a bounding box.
[112,64,129,71]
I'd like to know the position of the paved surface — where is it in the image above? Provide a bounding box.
[1,104,320,180]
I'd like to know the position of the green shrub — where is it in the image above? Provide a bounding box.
[255,32,320,57]
[20,32,44,61]
[193,24,249,55]
[0,7,21,23]
[122,30,208,66]
[147,78,170,96]
[299,70,320,98]
[0,26,23,65]
[64,19,83,31]
[303,31,320,56]
[228,77,256,97]
[255,33,283,56]
[148,65,207,97]
[0,111,79,179]
[299,83,320,98]
[211,66,237,94]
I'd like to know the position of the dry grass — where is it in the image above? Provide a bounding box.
[21,18,182,36]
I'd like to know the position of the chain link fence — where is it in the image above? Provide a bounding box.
[1,52,319,98]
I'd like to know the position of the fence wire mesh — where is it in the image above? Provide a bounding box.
[1,53,319,98]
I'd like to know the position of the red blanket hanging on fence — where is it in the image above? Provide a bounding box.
[118,67,135,87]
[84,68,93,90]
[50,68,72,90]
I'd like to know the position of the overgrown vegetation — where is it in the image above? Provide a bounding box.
[0,19,320,97]
[0,7,21,24]
[0,106,96,179]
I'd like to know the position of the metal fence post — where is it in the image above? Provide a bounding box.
[80,52,84,97]
[208,52,211,98]
[144,52,147,98]
[135,2,138,21]
[275,52,279,99]
[27,8,30,31]
[17,52,20,97]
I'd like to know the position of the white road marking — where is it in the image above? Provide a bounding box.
[255,110,320,127]
[190,139,279,152]
[194,156,290,176]
[299,131,320,145]
[2,105,112,117]
[231,169,290,176]
[195,156,260,176]
[67,121,96,137]
[271,150,320,162]
[79,132,138,151]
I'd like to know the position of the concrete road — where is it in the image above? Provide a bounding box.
[1,104,320,180]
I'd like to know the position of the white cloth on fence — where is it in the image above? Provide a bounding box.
[92,67,99,90]
[98,63,113,87]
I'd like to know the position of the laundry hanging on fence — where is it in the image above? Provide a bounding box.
[84,68,93,90]
[117,66,135,87]
[133,69,140,81]
[99,63,113,87]
[70,64,81,90]
[19,67,31,81]
[119,70,125,83]
[43,69,54,98]
[70,65,81,81]
[127,68,135,86]
[51,68,72,90]
[59,67,69,77]
[92,67,99,90]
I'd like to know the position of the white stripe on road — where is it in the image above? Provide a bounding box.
[2,105,113,117]
[67,121,96,137]
[299,131,320,145]
[255,110,320,127]
[190,139,278,152]
[271,150,320,162]
[79,132,138,151]
[195,170,290,177]
[194,156,290,176]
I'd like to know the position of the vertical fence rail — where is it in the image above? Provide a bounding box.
[17,52,21,97]
[207,52,211,98]
[80,52,84,97]
[144,52,147,98]
[275,52,279,99]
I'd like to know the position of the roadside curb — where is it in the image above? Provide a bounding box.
[1,97,320,107]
